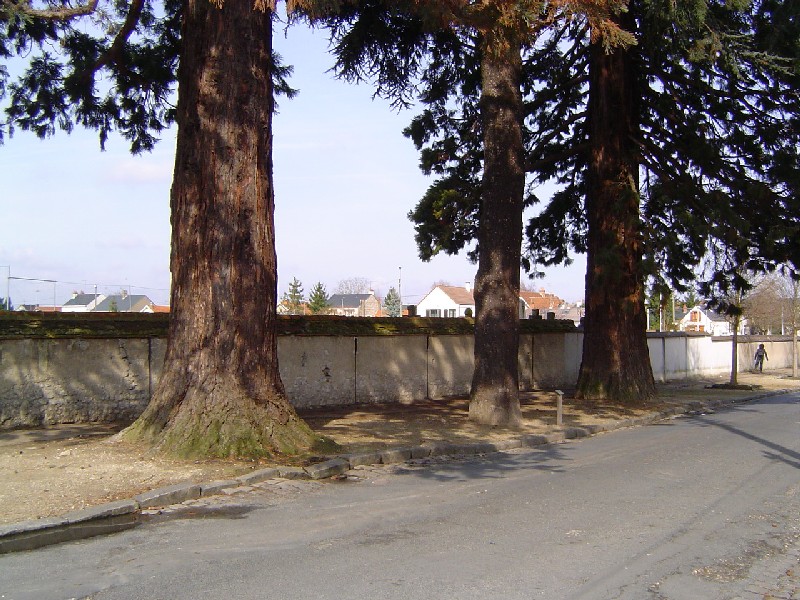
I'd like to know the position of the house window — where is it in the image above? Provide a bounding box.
[447,309,456,317]
[690,310,701,322]
[426,309,441,317]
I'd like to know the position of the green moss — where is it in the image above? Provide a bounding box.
[310,435,342,455]
[0,312,169,339]
[1,312,575,340]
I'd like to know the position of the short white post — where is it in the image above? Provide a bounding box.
[555,389,563,426]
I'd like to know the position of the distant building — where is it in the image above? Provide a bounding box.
[552,302,584,327]
[518,289,565,319]
[16,304,61,312]
[677,305,747,336]
[62,291,106,312]
[416,284,476,318]
[327,292,381,317]
[416,283,568,320]
[93,291,155,313]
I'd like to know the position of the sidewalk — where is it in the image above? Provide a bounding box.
[1,369,798,553]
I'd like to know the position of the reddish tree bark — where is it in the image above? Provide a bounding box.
[577,14,656,404]
[121,0,319,457]
[469,29,525,427]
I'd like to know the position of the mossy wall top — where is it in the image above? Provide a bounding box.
[0,312,576,339]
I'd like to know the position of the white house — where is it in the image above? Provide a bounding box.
[62,292,106,312]
[416,283,573,319]
[678,305,746,336]
[416,284,476,318]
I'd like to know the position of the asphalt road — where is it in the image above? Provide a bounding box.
[2,393,798,600]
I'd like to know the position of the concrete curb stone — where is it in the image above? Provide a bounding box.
[490,439,525,451]
[380,448,413,464]
[134,483,202,509]
[1,387,792,555]
[62,499,139,523]
[305,458,350,480]
[236,468,280,485]
[423,442,460,457]
[345,451,383,467]
[276,466,309,480]
[200,479,241,496]
[410,446,432,459]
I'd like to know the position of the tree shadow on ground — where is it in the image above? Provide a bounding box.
[359,442,575,484]
[684,398,800,470]
[299,391,659,455]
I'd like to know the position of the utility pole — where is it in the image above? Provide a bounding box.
[398,266,402,317]
[0,265,9,309]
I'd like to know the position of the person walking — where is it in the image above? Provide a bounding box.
[753,343,768,372]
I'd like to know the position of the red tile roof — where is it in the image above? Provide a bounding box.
[439,285,475,305]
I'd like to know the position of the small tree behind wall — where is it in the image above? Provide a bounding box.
[308,282,330,315]
[384,287,402,317]
[282,278,305,315]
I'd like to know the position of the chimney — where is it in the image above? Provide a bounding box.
[465,282,472,293]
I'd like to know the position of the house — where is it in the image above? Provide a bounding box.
[92,291,155,313]
[553,302,584,326]
[327,292,382,317]
[16,304,61,312]
[416,284,476,318]
[277,300,310,315]
[677,305,747,336]
[519,289,565,319]
[62,291,106,312]
[416,283,568,320]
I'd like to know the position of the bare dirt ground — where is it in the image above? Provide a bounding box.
[1,369,797,525]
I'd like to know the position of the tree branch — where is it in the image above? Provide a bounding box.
[3,0,99,20]
[90,0,145,73]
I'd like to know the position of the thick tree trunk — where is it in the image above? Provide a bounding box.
[577,15,657,404]
[469,32,525,427]
[121,0,319,457]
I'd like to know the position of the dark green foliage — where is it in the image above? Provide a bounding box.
[0,1,298,151]
[0,296,12,311]
[396,0,800,303]
[1,0,182,151]
[307,282,330,314]
[282,277,305,315]
[636,0,800,301]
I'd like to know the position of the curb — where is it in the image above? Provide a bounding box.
[0,388,791,555]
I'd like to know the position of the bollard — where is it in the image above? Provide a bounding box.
[555,389,563,426]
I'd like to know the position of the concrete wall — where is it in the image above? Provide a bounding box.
[0,338,166,428]
[1,333,797,428]
[278,336,357,407]
[428,335,474,399]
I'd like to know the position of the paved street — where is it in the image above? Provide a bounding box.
[1,393,798,600]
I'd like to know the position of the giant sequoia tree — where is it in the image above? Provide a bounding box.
[316,0,631,425]
[1,0,325,457]
[406,0,800,403]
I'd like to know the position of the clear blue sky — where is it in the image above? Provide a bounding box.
[0,21,585,309]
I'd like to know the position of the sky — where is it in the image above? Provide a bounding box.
[0,21,586,309]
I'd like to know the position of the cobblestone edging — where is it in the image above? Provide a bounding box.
[0,390,788,555]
